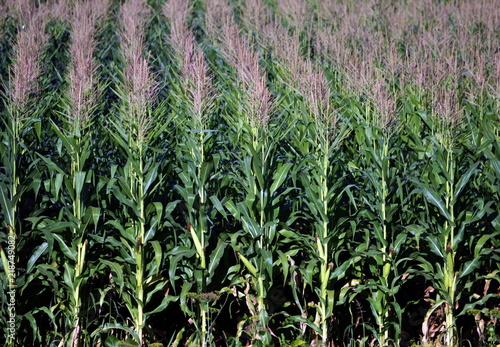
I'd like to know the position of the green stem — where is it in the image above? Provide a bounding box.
[10,111,20,234]
[4,111,20,347]
[136,245,144,344]
[444,148,456,346]
[381,140,390,345]
[198,131,206,270]
[137,149,145,344]
[70,135,85,347]
[317,133,330,344]
[201,303,207,347]
[257,274,269,341]
[70,240,87,347]
[260,136,265,232]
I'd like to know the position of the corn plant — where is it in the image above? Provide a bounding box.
[167,60,223,346]
[35,2,110,345]
[96,1,177,345]
[341,78,416,346]
[278,62,352,346]
[245,12,347,343]
[0,4,48,262]
[347,119,403,345]
[409,77,499,346]
[0,8,49,346]
[211,35,292,346]
[163,1,226,342]
[202,4,292,342]
[222,109,294,345]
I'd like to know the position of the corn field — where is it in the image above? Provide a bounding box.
[0,0,499,346]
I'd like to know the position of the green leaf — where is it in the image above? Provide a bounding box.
[150,241,163,276]
[207,238,227,283]
[90,206,101,232]
[474,233,498,257]
[270,162,292,196]
[458,293,498,316]
[330,259,350,279]
[179,282,194,316]
[452,162,479,204]
[74,171,86,196]
[0,181,13,227]
[458,257,482,279]
[427,235,445,259]
[50,120,75,155]
[146,293,177,315]
[286,315,322,336]
[51,232,77,261]
[188,223,204,261]
[418,184,452,220]
[489,157,500,177]
[392,232,407,254]
[237,252,258,277]
[209,195,228,219]
[101,260,125,292]
[26,242,48,273]
[145,202,163,242]
[97,324,140,345]
[54,173,64,199]
[104,336,121,347]
[106,220,136,244]
[36,153,65,175]
[63,262,76,290]
[143,164,159,195]
[111,185,136,210]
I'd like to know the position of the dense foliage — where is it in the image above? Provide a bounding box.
[0,0,499,346]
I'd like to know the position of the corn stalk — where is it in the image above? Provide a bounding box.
[35,2,111,345]
[214,75,292,344]
[277,79,351,345]
[346,115,410,346]
[103,102,176,345]
[0,8,48,346]
[412,106,499,346]
[167,48,225,347]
